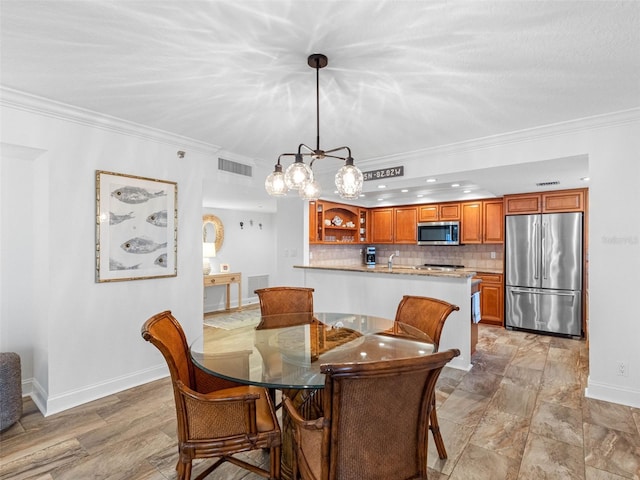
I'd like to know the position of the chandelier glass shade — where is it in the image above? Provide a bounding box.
[300,179,322,200]
[264,162,287,196]
[265,54,363,201]
[334,158,364,200]
[284,154,313,190]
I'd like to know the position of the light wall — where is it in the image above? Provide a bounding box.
[1,91,211,414]
[202,207,277,310]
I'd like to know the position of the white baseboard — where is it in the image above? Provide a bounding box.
[29,364,168,417]
[27,378,48,415]
[585,376,640,409]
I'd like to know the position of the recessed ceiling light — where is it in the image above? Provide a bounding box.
[359,193,366,197]
[377,198,384,201]
[401,189,409,193]
[581,177,590,181]
[451,183,460,187]
[378,184,387,189]
[463,189,471,193]
[417,194,424,198]
[426,178,437,183]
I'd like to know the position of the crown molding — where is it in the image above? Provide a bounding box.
[0,87,222,155]
[3,86,638,166]
[361,107,640,167]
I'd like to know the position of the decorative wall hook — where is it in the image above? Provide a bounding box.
[239,221,244,229]
[177,150,185,158]
[259,223,263,230]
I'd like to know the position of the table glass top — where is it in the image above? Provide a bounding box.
[190,312,435,389]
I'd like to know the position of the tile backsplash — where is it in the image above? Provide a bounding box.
[309,243,504,271]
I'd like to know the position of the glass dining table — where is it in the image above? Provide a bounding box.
[190,311,436,479]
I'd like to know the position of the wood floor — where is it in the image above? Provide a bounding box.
[2,323,639,479]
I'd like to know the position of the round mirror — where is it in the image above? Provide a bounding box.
[203,214,224,253]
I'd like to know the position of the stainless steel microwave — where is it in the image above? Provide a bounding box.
[417,221,460,246]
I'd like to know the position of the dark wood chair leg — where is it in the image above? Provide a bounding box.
[429,398,448,459]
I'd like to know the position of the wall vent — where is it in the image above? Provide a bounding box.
[248,275,269,295]
[218,157,252,177]
[535,180,560,187]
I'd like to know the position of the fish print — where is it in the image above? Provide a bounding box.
[109,258,141,271]
[111,186,166,204]
[109,211,135,225]
[146,210,168,227]
[120,237,167,254]
[154,253,167,267]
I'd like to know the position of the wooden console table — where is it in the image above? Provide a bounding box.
[204,272,242,312]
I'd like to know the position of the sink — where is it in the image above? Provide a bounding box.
[415,266,456,271]
[414,264,465,272]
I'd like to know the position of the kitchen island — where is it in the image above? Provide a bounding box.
[295,264,477,370]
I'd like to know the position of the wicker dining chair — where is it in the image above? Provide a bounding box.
[254,286,315,408]
[141,310,282,480]
[283,349,460,480]
[394,295,460,459]
[254,286,315,330]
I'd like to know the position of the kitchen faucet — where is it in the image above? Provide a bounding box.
[388,253,397,270]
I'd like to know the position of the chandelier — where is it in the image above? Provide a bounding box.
[265,54,364,201]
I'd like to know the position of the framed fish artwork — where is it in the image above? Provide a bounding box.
[96,170,177,282]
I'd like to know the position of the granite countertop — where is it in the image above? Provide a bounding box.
[295,264,480,279]
[468,267,504,275]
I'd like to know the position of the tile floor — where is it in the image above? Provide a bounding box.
[1,316,639,479]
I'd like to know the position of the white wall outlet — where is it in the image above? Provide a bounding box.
[617,361,629,377]
[395,250,400,256]
[490,251,496,259]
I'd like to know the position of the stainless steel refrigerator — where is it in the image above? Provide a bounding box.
[505,212,583,336]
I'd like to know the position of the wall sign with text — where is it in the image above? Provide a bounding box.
[362,166,404,181]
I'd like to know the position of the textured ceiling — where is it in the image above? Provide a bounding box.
[1,1,639,209]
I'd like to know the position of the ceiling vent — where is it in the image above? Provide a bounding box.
[536,180,560,187]
[218,157,252,177]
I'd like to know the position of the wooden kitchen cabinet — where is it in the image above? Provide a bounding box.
[418,202,460,221]
[462,200,504,244]
[474,273,503,326]
[543,189,585,212]
[483,200,504,243]
[370,208,394,243]
[504,188,586,215]
[503,193,541,214]
[358,208,368,243]
[418,205,439,222]
[309,200,360,244]
[370,206,417,243]
[394,206,417,243]
[309,201,320,243]
[461,202,482,244]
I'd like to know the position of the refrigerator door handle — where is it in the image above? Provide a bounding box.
[533,222,539,280]
[510,287,578,299]
[541,221,547,280]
